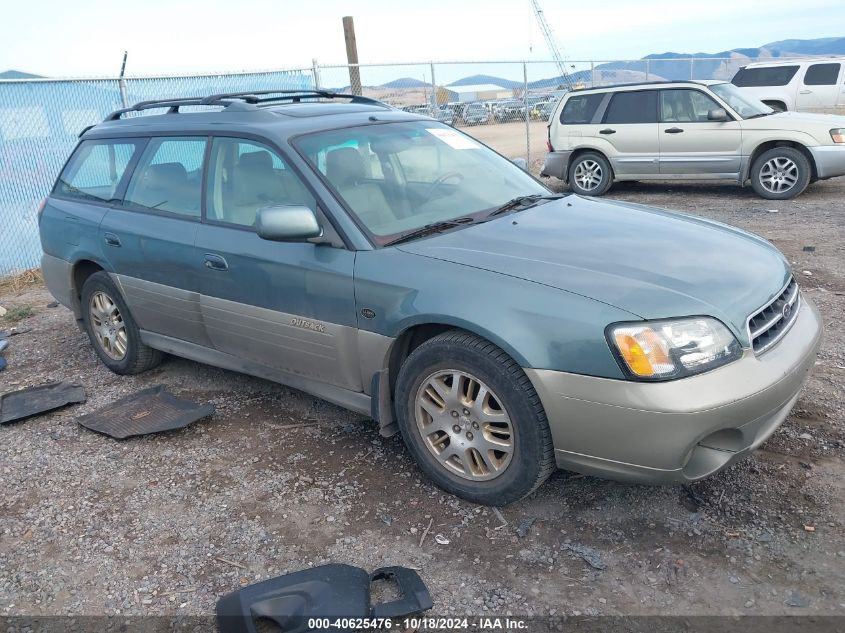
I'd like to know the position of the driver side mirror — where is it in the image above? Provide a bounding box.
[511,157,528,171]
[707,107,728,122]
[256,205,322,242]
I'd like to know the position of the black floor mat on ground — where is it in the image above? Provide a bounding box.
[0,382,87,424]
[76,385,214,439]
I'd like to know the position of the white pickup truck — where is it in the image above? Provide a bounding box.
[732,58,845,114]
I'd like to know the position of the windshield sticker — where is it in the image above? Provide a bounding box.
[426,128,482,150]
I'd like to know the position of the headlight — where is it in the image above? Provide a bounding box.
[831,129,845,143]
[606,317,742,381]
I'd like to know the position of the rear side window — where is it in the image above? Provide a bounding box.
[603,91,658,124]
[560,93,604,124]
[803,63,841,86]
[732,66,799,87]
[123,137,207,217]
[54,140,141,203]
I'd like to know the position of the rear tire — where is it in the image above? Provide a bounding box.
[394,330,556,506]
[81,272,162,375]
[568,152,613,196]
[750,147,810,200]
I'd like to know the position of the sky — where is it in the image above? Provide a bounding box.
[1,0,844,79]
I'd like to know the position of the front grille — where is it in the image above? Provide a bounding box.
[747,278,800,354]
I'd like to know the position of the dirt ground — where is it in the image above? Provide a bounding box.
[0,175,843,626]
[463,120,548,160]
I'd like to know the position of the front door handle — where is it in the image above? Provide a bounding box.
[103,232,121,247]
[799,89,812,95]
[204,253,228,271]
[665,127,684,134]
[599,128,616,135]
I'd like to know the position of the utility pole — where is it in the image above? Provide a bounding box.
[342,16,362,96]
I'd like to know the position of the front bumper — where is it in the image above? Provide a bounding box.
[540,150,572,180]
[808,145,845,179]
[525,296,823,484]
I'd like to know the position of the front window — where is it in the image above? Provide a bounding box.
[709,83,773,119]
[659,89,723,122]
[295,121,547,243]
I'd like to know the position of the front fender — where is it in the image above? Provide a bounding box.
[354,249,637,379]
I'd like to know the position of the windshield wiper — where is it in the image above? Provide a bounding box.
[383,217,476,247]
[486,193,566,218]
[746,111,774,119]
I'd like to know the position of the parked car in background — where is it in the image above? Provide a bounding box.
[732,58,845,113]
[494,100,528,123]
[38,89,822,504]
[531,99,558,121]
[543,79,845,199]
[459,102,490,126]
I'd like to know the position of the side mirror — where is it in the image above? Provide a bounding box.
[707,107,728,122]
[512,157,528,171]
[256,205,322,242]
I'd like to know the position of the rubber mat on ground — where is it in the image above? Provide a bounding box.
[0,382,87,424]
[76,385,214,439]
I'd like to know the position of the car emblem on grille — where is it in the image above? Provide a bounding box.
[782,302,792,320]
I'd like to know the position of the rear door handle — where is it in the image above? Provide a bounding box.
[599,128,616,135]
[103,232,121,247]
[665,127,684,134]
[204,253,228,271]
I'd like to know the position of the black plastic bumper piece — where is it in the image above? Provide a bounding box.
[216,563,433,633]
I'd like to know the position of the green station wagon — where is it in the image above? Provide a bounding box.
[39,90,822,504]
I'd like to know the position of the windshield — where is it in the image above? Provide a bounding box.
[295,121,548,244]
[709,82,773,119]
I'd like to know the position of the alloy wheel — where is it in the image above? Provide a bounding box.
[414,369,514,481]
[89,291,128,360]
[759,156,799,194]
[574,159,603,191]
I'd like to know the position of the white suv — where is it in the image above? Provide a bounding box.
[542,80,845,199]
[732,58,845,113]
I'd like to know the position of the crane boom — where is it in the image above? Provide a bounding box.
[530,0,573,89]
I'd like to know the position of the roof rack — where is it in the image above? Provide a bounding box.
[104,90,388,121]
[571,79,706,92]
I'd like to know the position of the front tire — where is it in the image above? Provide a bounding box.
[568,152,613,196]
[80,271,162,375]
[750,147,810,200]
[394,330,556,506]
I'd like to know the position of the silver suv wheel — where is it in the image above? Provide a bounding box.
[759,156,799,194]
[573,159,603,191]
[414,369,514,481]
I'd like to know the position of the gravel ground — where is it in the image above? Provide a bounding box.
[0,176,843,625]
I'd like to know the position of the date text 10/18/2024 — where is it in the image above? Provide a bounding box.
[307,618,529,630]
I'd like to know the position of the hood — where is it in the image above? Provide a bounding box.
[753,110,845,131]
[398,196,791,343]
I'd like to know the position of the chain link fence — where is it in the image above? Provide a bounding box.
[0,56,837,274]
[0,69,312,275]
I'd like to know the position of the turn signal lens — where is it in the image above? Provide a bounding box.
[608,318,742,381]
[831,129,845,143]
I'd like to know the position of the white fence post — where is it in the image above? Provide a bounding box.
[523,61,530,165]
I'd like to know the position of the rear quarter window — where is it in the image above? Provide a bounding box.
[54,139,142,203]
[732,66,800,87]
[803,63,841,86]
[559,93,604,124]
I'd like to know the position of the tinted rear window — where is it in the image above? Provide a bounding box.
[603,91,658,124]
[54,140,141,203]
[803,63,841,86]
[732,66,799,87]
[560,93,604,124]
